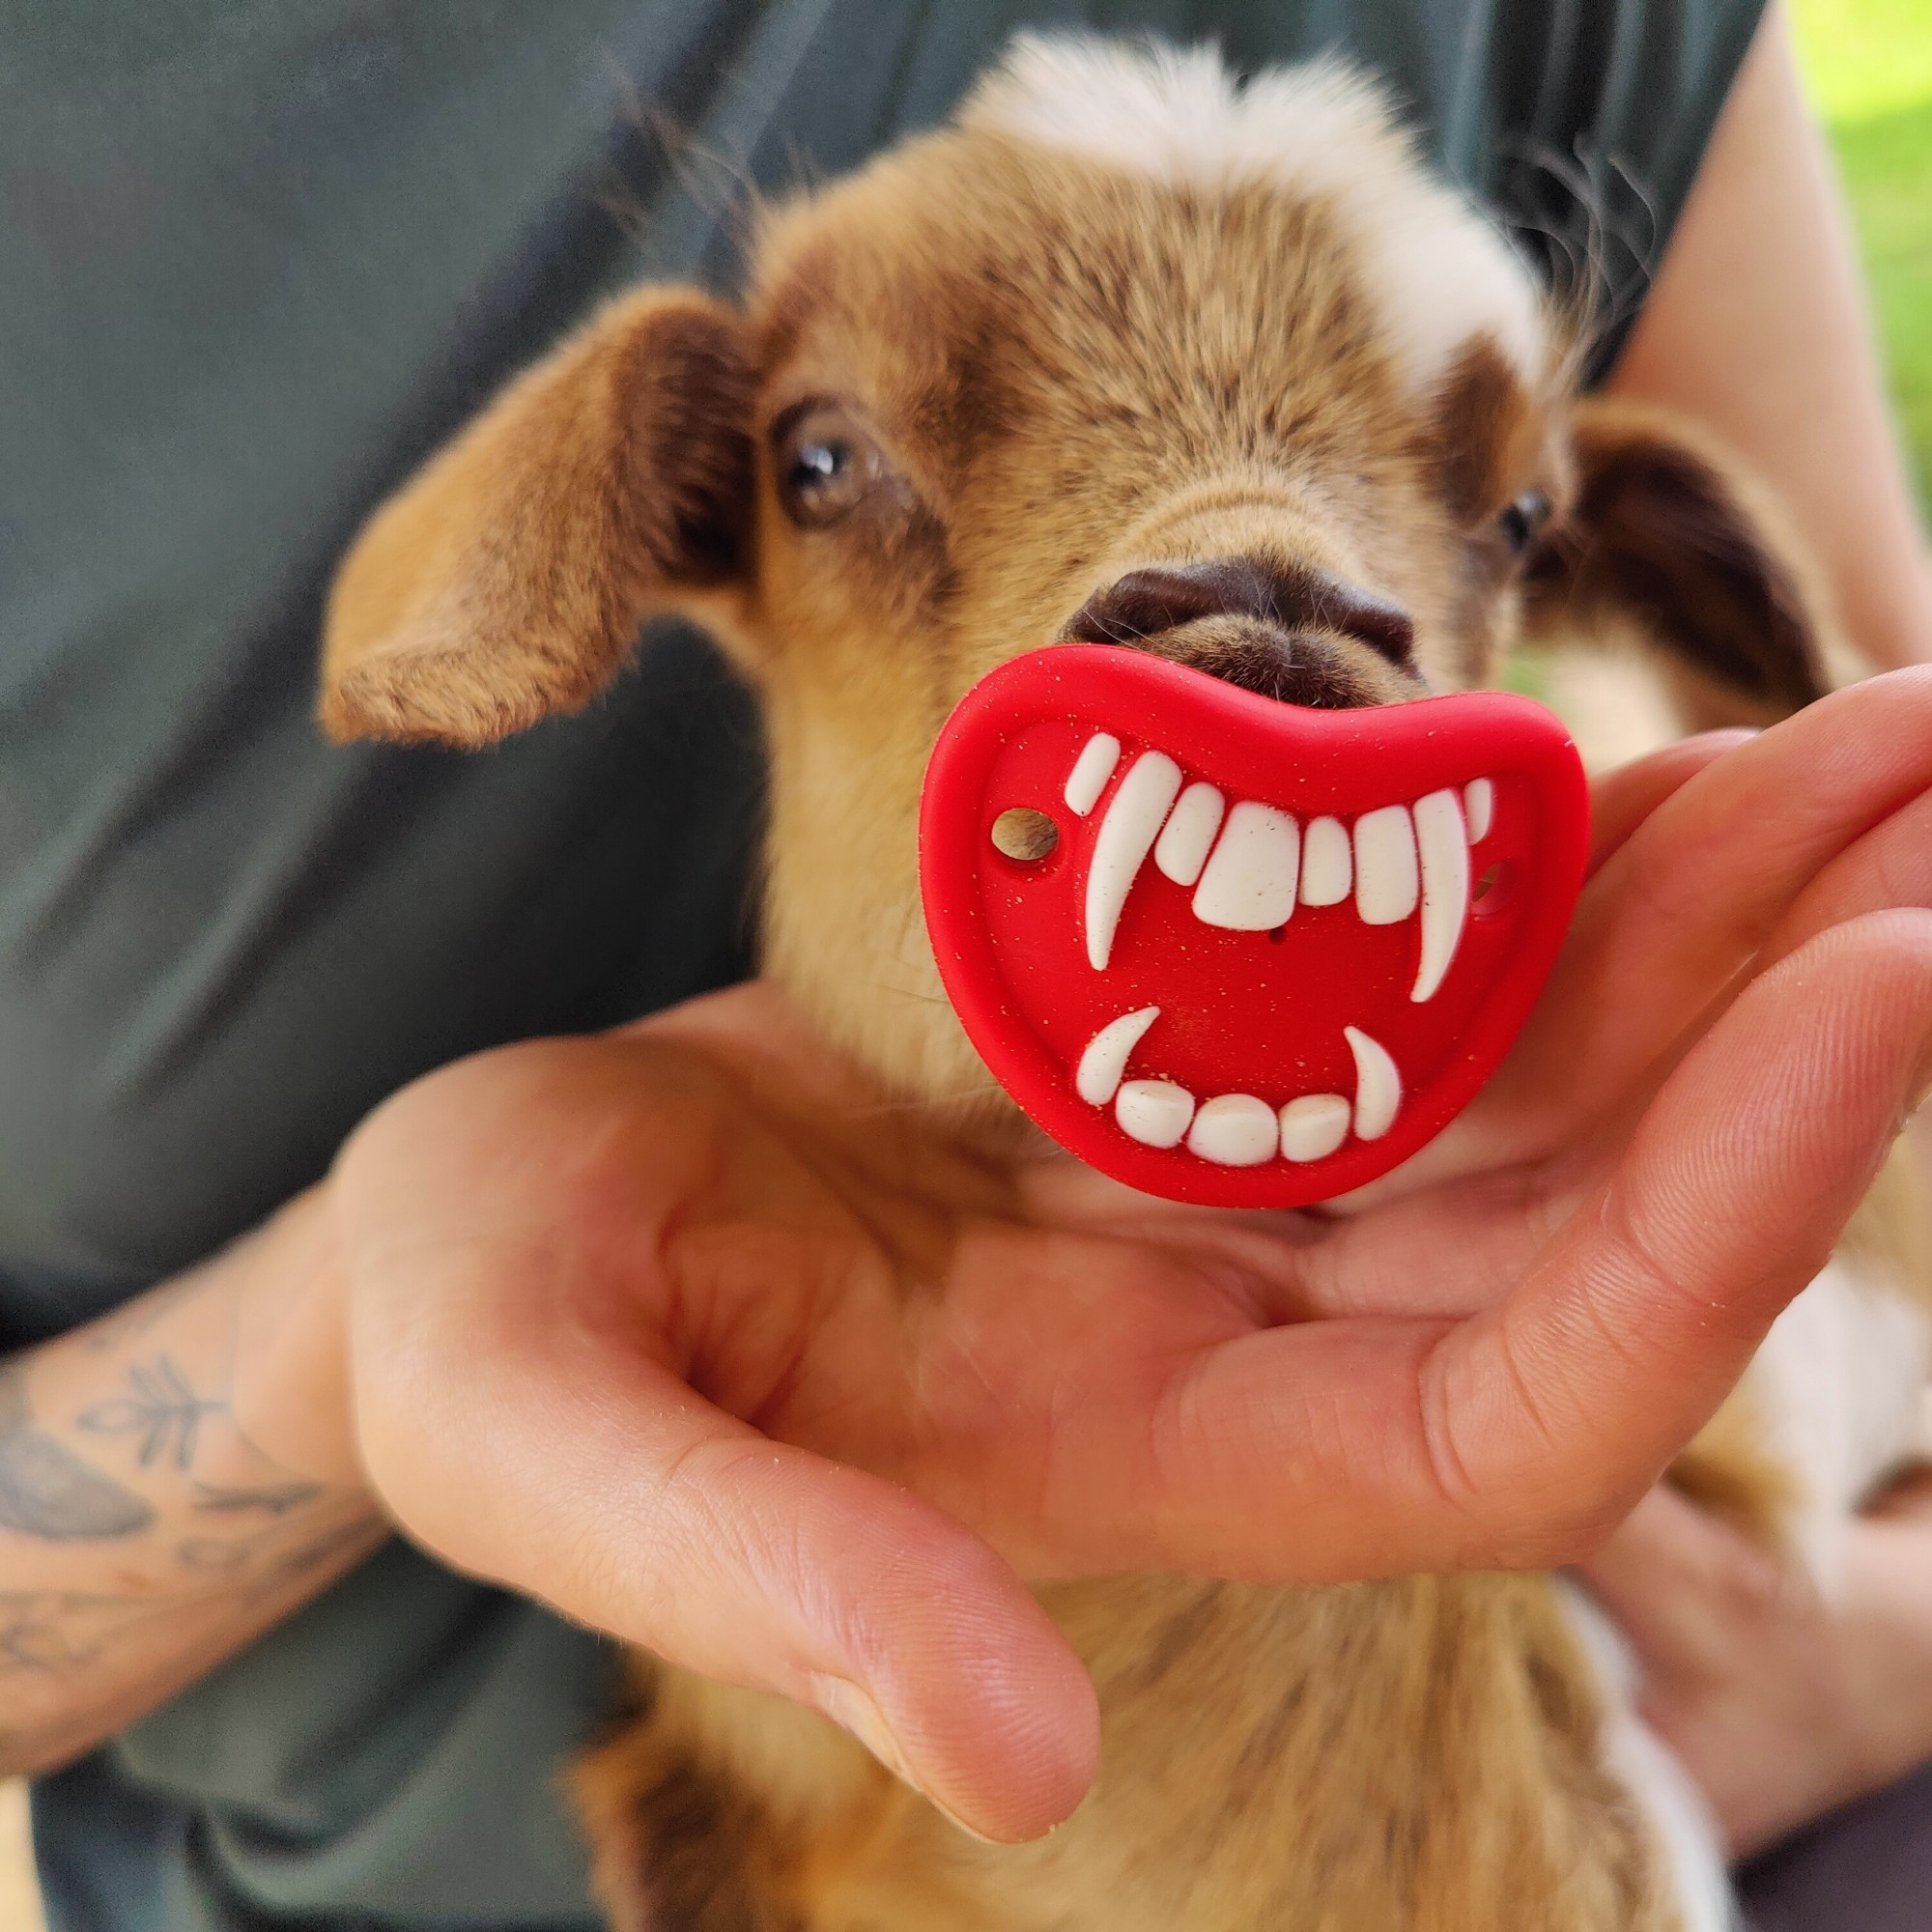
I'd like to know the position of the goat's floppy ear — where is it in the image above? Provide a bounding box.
[1521,400,1833,724]
[320,289,755,746]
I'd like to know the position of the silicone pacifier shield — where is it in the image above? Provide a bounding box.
[919,645,1588,1207]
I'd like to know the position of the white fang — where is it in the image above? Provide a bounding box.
[1076,1007,1160,1105]
[1085,752,1183,969]
[1065,732,1122,814]
[1345,1026,1402,1141]
[1410,789,1469,1003]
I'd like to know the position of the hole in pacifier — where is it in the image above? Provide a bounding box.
[1472,858,1517,917]
[990,807,1059,862]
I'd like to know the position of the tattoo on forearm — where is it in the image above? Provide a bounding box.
[191,1479,324,1517]
[0,1589,153,1672]
[178,1537,252,1572]
[177,1503,365,1579]
[2,1501,382,1683]
[0,1364,155,1540]
[235,1516,377,1603]
[1,1287,387,1727]
[77,1354,224,1469]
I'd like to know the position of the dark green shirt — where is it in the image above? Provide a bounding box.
[1,4,1764,1926]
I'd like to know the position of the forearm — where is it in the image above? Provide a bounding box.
[0,1191,382,1776]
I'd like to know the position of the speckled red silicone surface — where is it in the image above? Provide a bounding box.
[919,645,1588,1207]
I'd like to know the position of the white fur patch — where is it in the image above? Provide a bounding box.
[961,35,1547,399]
[1745,1257,1932,1587]
[1546,1262,1931,1928]
[1556,1583,1738,1932]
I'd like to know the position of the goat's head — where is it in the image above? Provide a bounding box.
[320,38,1831,1111]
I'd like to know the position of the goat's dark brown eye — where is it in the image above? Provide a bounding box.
[1497,489,1552,557]
[773,404,884,528]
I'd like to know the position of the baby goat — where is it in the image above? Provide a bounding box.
[319,39,1930,1931]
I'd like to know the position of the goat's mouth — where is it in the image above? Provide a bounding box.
[920,645,1585,1207]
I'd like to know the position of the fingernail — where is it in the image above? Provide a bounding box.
[808,1673,998,1843]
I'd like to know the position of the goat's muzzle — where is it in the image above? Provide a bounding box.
[1061,555,1422,709]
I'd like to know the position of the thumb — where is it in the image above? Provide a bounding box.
[343,1226,1097,1842]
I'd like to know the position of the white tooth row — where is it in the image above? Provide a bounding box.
[1065,736,1495,1004]
[1075,1006,1402,1165]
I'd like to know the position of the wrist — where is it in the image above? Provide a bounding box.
[230,1183,369,1495]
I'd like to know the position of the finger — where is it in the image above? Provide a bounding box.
[1583,730,1756,877]
[1096,913,1932,1583]
[1295,778,1932,1312]
[1761,783,1932,973]
[1508,782,1932,1219]
[1282,1159,1574,1321]
[1485,670,1932,1152]
[1574,779,1932,1159]
[332,1093,1097,1843]
[1436,910,1932,1557]
[349,1236,1095,1840]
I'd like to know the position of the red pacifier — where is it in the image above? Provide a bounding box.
[919,645,1588,1207]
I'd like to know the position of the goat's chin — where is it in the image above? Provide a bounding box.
[812,990,1053,1164]
[757,923,1021,1152]
[835,1007,1031,1161]
[917,1082,1039,1162]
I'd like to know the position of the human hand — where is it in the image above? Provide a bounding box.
[1578,1473,1932,1859]
[247,668,1932,1841]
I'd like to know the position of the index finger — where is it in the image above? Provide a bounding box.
[1079,913,1932,1584]
[1505,671,1932,1141]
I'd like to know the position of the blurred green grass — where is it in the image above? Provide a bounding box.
[1793,0,1932,500]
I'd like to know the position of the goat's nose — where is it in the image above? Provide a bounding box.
[1065,556,1415,668]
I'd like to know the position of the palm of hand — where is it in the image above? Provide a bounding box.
[327,672,1932,1839]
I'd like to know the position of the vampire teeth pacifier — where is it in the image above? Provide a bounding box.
[919,645,1589,1207]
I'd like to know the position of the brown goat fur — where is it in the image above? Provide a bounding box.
[321,39,1930,1931]
[574,1573,1687,1932]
